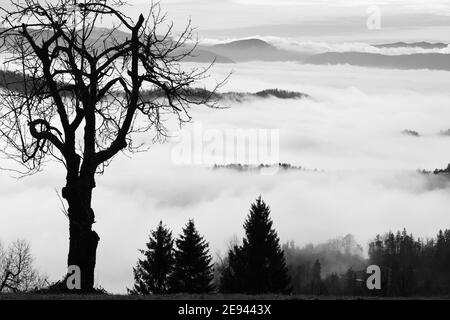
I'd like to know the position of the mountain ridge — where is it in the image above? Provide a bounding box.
[304,52,450,71]
[374,41,448,49]
[201,38,308,62]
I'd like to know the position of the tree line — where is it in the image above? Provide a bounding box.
[2,196,449,296]
[130,196,290,294]
[284,228,450,297]
[131,196,450,297]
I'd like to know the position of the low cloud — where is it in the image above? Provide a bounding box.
[1,62,450,293]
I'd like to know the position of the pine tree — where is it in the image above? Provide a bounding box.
[220,244,247,293]
[130,221,175,294]
[221,196,291,294]
[170,219,214,293]
[344,268,357,296]
[310,259,324,295]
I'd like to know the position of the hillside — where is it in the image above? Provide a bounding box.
[203,38,308,62]
[177,48,235,63]
[0,71,308,102]
[304,52,450,71]
[212,38,274,50]
[374,42,448,49]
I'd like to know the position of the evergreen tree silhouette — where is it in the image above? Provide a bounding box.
[324,272,342,296]
[220,244,247,293]
[344,268,357,296]
[221,196,291,294]
[310,259,325,295]
[170,219,214,293]
[130,221,175,294]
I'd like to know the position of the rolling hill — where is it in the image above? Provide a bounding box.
[202,39,308,62]
[304,52,450,71]
[374,42,448,49]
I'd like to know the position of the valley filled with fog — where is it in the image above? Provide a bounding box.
[1,60,450,293]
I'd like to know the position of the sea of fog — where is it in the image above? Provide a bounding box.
[198,38,450,55]
[1,62,450,293]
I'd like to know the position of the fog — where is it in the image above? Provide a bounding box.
[200,38,450,55]
[1,61,450,293]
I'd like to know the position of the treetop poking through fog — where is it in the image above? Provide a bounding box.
[0,0,222,291]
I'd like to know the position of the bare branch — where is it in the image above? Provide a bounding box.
[0,0,224,179]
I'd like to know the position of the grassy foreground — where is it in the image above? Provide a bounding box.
[1,293,449,300]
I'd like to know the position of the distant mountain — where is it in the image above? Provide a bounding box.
[202,38,308,62]
[374,42,448,49]
[0,27,131,49]
[87,28,235,63]
[0,27,233,64]
[76,28,235,63]
[304,52,450,71]
[81,27,131,44]
[212,39,273,50]
[177,48,235,64]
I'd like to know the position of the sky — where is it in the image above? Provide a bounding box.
[1,0,449,41]
[148,0,450,41]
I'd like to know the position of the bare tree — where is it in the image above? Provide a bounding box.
[0,0,221,291]
[0,239,48,292]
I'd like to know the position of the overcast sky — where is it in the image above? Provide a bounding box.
[147,0,450,40]
[1,0,449,41]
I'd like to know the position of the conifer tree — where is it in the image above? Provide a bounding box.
[219,244,247,293]
[131,221,175,294]
[221,196,291,294]
[344,268,357,296]
[170,220,214,293]
[310,259,325,295]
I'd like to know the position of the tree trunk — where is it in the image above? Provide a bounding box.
[62,179,99,292]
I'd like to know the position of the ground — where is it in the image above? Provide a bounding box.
[0,293,449,300]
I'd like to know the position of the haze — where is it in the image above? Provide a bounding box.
[1,0,450,293]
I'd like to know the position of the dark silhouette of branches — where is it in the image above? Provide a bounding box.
[0,0,223,176]
[0,0,223,291]
[0,239,48,292]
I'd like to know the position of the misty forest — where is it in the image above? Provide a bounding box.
[0,0,450,298]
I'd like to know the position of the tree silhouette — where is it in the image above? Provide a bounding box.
[310,259,325,295]
[130,221,174,294]
[221,196,290,294]
[367,228,450,296]
[0,240,48,292]
[324,272,342,296]
[170,220,214,293]
[344,268,357,296]
[219,244,246,293]
[0,0,220,291]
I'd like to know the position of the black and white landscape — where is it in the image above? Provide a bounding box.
[0,0,450,299]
